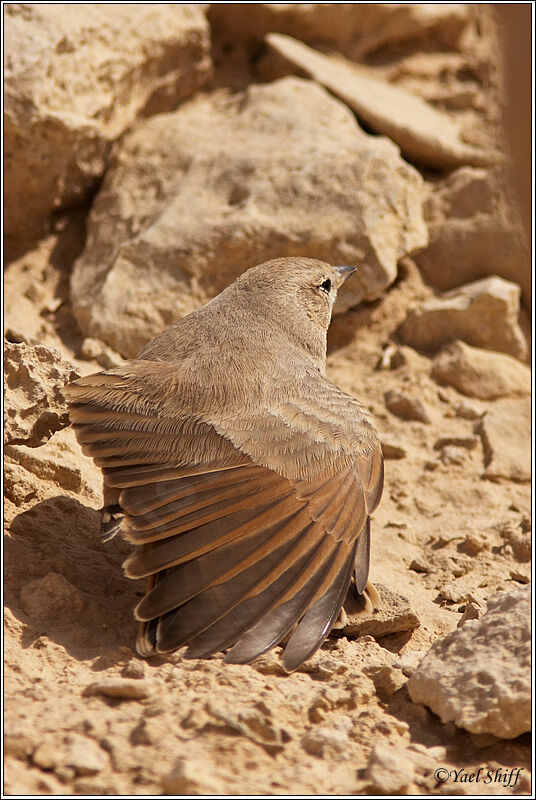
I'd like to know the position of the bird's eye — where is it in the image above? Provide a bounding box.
[318,278,332,294]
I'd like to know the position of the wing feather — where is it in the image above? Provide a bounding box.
[66,362,383,670]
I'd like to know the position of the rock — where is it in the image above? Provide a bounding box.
[478,398,531,482]
[80,338,125,369]
[82,678,155,701]
[3,462,39,506]
[73,779,119,796]
[364,742,416,794]
[19,572,85,622]
[71,77,427,357]
[4,734,34,761]
[439,575,478,604]
[301,714,352,757]
[381,441,407,460]
[5,438,83,493]
[121,660,147,680]
[62,734,108,777]
[393,650,427,678]
[408,586,530,738]
[266,34,498,170]
[4,342,79,447]
[398,277,527,360]
[206,701,287,753]
[162,758,222,796]
[439,446,467,466]
[337,583,420,637]
[364,665,407,696]
[210,4,471,59]
[33,734,107,776]
[432,341,530,400]
[457,600,485,627]
[509,567,530,585]
[459,532,486,556]
[414,167,529,305]
[455,402,484,420]
[384,389,431,423]
[498,522,531,562]
[434,434,479,451]
[4,4,211,249]
[409,559,430,574]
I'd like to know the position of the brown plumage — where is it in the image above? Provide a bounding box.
[66,257,383,671]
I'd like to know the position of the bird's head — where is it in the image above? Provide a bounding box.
[234,257,356,333]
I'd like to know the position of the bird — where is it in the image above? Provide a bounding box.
[65,257,383,672]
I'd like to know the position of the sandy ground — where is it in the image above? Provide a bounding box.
[4,226,531,795]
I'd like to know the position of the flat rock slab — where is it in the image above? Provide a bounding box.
[398,275,527,360]
[336,583,420,637]
[408,586,530,738]
[432,340,530,400]
[266,33,499,170]
[478,398,531,482]
[71,77,427,357]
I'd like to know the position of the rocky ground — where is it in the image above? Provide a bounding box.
[4,4,531,796]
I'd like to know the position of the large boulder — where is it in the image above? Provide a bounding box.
[4,3,211,250]
[71,77,428,357]
[408,586,530,738]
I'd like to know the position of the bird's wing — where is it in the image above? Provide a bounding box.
[66,363,382,671]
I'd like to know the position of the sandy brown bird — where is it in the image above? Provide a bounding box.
[66,257,383,671]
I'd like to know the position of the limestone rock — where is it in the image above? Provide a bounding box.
[432,341,530,400]
[162,758,222,796]
[398,276,527,360]
[4,342,79,447]
[364,742,416,794]
[384,389,431,423]
[266,34,497,170]
[4,3,211,248]
[408,586,530,738]
[5,432,84,493]
[364,665,407,696]
[498,522,531,563]
[71,77,427,357]
[393,650,427,677]
[457,598,486,628]
[337,583,420,637]
[414,167,529,304]
[301,715,352,757]
[33,733,107,776]
[210,4,471,59]
[478,399,531,482]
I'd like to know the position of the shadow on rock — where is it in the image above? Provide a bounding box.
[5,495,141,661]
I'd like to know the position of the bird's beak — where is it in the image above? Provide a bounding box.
[334,264,357,287]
